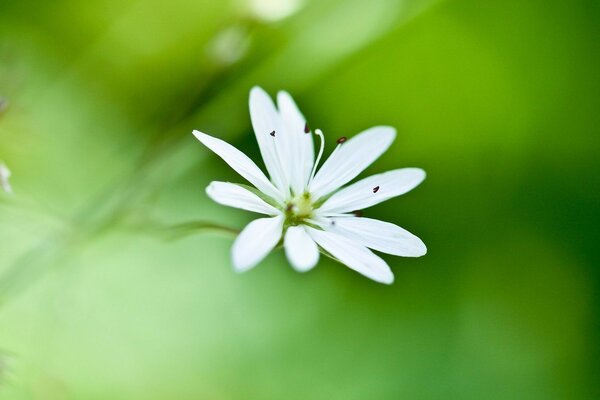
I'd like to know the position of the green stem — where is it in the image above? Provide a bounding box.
[161,221,239,240]
[125,218,239,241]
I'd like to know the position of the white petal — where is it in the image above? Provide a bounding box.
[277,91,314,194]
[193,130,283,202]
[284,226,319,272]
[249,87,289,194]
[325,217,426,257]
[309,126,396,199]
[232,215,284,272]
[318,168,426,214]
[206,181,280,215]
[306,227,394,284]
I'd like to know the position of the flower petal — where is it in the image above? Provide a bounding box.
[249,87,289,194]
[318,168,425,214]
[277,91,314,194]
[309,126,396,199]
[306,227,394,284]
[284,226,319,272]
[206,181,280,215]
[232,215,284,272]
[193,130,283,202]
[325,217,426,257]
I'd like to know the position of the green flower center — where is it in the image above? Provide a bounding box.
[284,193,314,226]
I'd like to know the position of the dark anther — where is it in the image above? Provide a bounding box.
[372,186,380,193]
[286,203,294,212]
[336,136,347,144]
[269,130,276,137]
[352,210,363,217]
[304,122,310,133]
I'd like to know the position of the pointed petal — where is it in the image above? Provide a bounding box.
[193,130,283,202]
[249,87,289,193]
[325,217,426,257]
[277,91,314,194]
[306,227,394,284]
[309,126,396,199]
[232,215,284,272]
[284,226,319,272]
[318,168,425,214]
[206,181,280,215]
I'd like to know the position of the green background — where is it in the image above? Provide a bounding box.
[0,0,598,398]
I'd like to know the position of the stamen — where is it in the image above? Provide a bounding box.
[336,136,347,144]
[304,122,310,134]
[269,130,276,137]
[353,210,363,217]
[373,186,380,193]
[309,129,325,184]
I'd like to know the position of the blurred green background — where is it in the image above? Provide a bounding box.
[0,0,599,398]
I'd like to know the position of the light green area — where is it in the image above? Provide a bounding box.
[0,0,598,398]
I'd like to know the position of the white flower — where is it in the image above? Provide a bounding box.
[0,163,12,194]
[193,87,426,284]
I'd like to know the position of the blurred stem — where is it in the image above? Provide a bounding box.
[160,220,239,240]
[0,218,238,306]
[126,218,239,240]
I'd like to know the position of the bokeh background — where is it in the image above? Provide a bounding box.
[0,0,599,398]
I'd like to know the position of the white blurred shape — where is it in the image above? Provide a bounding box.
[0,163,12,194]
[0,98,8,114]
[249,0,304,22]
[207,26,250,65]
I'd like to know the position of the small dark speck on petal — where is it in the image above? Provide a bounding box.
[373,186,380,193]
[331,220,336,226]
[269,130,276,137]
[304,122,310,133]
[336,136,347,144]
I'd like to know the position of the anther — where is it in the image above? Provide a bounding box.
[304,122,310,133]
[336,136,347,144]
[372,186,380,193]
[309,129,326,184]
[269,130,276,137]
[286,203,294,212]
[353,210,363,217]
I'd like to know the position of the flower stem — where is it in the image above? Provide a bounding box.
[161,221,239,240]
[125,218,240,241]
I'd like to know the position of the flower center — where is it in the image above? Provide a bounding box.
[284,193,314,226]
